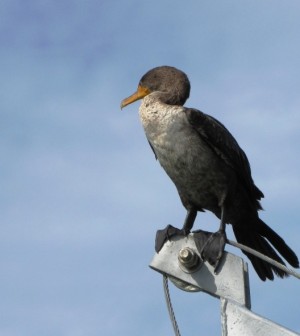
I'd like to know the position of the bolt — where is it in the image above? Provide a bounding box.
[178,247,200,272]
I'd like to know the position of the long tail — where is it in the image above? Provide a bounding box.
[232,218,299,281]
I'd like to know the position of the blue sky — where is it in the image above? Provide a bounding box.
[1,0,300,335]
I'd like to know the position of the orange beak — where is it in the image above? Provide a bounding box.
[120,85,151,109]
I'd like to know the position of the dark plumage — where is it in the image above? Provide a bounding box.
[121,66,299,281]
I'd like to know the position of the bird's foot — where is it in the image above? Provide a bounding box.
[197,230,227,273]
[155,225,188,253]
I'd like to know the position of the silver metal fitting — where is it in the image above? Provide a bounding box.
[178,247,201,273]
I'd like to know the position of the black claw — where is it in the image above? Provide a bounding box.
[155,225,187,253]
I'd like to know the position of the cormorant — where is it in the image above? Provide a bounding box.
[121,66,299,281]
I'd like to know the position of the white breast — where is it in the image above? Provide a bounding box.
[138,94,231,210]
[139,94,188,149]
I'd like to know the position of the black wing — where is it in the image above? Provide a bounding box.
[185,108,264,202]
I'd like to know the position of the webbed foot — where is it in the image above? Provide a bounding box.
[155,225,188,253]
[198,230,227,272]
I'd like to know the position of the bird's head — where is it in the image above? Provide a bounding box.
[121,66,190,109]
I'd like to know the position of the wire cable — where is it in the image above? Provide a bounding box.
[163,275,181,336]
[227,238,300,280]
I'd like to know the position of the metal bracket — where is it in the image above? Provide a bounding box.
[149,233,299,335]
[150,233,251,307]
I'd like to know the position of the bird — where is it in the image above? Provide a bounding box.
[121,65,299,281]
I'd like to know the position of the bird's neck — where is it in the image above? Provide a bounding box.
[139,94,184,135]
[139,94,169,123]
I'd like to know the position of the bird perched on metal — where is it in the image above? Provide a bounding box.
[121,66,299,281]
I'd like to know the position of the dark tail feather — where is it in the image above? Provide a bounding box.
[257,219,299,268]
[232,218,299,281]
